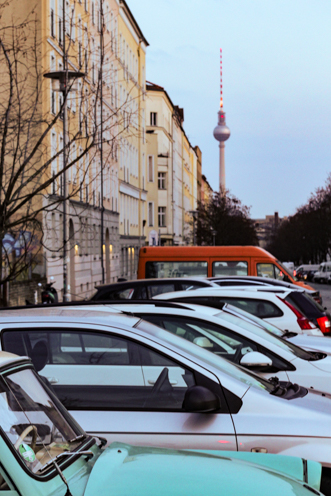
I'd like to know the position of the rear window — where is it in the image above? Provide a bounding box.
[212,262,248,277]
[145,261,208,279]
[285,292,322,319]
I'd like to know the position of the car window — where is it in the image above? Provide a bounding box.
[212,297,283,319]
[147,283,176,298]
[212,262,248,277]
[2,329,196,412]
[181,282,208,290]
[96,287,136,300]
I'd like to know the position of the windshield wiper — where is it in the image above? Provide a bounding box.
[307,351,327,361]
[41,449,94,471]
[282,330,298,339]
[68,434,86,443]
[268,376,308,399]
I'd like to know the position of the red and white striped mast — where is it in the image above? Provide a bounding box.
[213,48,230,192]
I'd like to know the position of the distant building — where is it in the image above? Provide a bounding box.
[254,212,286,248]
[145,82,202,246]
[201,174,213,204]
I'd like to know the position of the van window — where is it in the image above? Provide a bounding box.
[212,261,248,277]
[257,263,284,280]
[145,261,208,279]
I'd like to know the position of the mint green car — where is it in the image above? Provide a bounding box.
[0,351,323,496]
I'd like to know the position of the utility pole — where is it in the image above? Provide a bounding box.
[100,0,105,284]
[62,0,69,301]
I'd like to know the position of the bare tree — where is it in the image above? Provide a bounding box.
[0,2,138,304]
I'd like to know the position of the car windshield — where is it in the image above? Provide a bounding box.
[215,309,314,360]
[0,368,86,474]
[136,320,275,394]
[222,304,284,336]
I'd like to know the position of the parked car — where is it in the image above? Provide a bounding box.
[2,306,331,491]
[154,287,324,335]
[209,300,331,353]
[90,302,331,393]
[90,278,219,301]
[314,262,331,284]
[3,352,323,496]
[207,276,322,305]
[296,265,319,282]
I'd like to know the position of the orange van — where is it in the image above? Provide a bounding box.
[137,246,315,292]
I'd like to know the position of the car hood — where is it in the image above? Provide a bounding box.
[289,334,331,353]
[84,442,322,496]
[309,354,331,373]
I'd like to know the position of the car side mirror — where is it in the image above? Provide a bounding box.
[183,385,220,413]
[193,337,213,348]
[240,351,272,369]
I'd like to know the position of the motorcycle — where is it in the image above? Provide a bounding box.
[39,278,58,304]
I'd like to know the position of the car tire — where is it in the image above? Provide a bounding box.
[321,468,331,496]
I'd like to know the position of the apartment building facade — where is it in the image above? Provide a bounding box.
[145,83,201,246]
[2,0,147,302]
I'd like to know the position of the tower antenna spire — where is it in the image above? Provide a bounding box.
[213,48,230,192]
[220,48,223,109]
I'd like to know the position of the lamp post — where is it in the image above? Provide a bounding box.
[44,1,84,301]
[212,230,217,246]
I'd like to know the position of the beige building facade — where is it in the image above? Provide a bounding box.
[145,83,201,246]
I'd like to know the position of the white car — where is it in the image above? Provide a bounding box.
[154,287,325,335]
[210,300,331,354]
[95,302,331,394]
[3,306,331,485]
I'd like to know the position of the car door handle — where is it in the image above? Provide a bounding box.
[47,377,59,384]
[148,379,178,385]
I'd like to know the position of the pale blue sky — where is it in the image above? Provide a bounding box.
[128,0,331,218]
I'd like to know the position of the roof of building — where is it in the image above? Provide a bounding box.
[120,0,149,47]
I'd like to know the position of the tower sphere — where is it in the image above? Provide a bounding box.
[213,123,230,142]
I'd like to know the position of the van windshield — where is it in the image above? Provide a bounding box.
[276,260,297,281]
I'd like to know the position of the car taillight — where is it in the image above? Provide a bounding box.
[278,296,315,331]
[316,316,331,334]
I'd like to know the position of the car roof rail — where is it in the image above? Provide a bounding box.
[0,299,193,311]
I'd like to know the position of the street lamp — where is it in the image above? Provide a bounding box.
[44,1,84,301]
[211,230,217,246]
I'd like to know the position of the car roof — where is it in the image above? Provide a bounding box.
[0,306,253,398]
[153,287,294,301]
[208,276,302,289]
[94,278,217,291]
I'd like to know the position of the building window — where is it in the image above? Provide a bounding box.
[158,207,166,227]
[148,155,154,182]
[158,172,166,190]
[148,202,154,227]
[150,112,157,126]
[50,0,55,38]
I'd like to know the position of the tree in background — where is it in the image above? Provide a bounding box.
[196,189,258,246]
[267,174,331,264]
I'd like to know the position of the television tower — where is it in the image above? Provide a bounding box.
[213,48,230,192]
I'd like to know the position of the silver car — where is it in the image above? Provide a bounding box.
[1,306,331,489]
